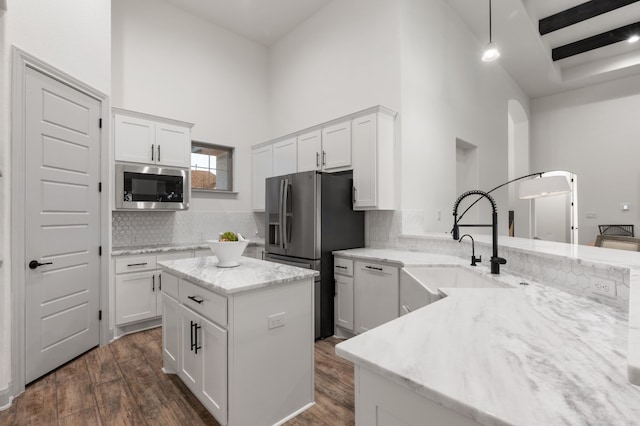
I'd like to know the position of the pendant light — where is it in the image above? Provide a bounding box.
[482,0,500,62]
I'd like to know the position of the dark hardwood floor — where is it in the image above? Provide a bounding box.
[0,328,354,426]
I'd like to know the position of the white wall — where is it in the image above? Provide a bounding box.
[531,73,640,245]
[399,0,530,234]
[0,0,111,402]
[112,0,269,212]
[268,0,402,137]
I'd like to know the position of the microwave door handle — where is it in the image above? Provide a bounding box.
[283,179,291,250]
[279,179,285,249]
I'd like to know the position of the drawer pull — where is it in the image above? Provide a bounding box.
[365,265,383,271]
[127,262,148,267]
[187,295,204,304]
[336,265,348,269]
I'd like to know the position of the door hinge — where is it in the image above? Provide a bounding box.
[99,118,102,128]
[98,182,102,192]
[99,246,102,256]
[98,310,102,321]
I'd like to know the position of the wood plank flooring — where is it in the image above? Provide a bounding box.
[0,328,355,425]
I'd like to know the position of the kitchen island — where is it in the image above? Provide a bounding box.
[334,249,640,426]
[157,255,318,426]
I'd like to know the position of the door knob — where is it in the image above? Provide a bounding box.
[29,260,53,269]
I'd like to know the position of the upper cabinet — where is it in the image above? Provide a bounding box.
[352,109,395,210]
[298,121,351,173]
[113,108,193,168]
[251,105,397,212]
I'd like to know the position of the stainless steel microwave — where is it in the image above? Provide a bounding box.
[115,163,189,210]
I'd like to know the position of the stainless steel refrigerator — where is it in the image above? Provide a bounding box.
[265,171,364,339]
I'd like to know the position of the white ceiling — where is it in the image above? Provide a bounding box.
[161,0,331,46]
[160,0,640,98]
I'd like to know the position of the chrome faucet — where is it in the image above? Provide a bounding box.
[452,190,506,274]
[458,234,481,266]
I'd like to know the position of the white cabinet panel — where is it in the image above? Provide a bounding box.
[179,305,200,393]
[162,293,180,373]
[115,271,157,325]
[354,261,399,334]
[322,121,351,171]
[114,114,155,164]
[335,274,354,331]
[297,130,322,172]
[272,137,297,177]
[352,114,377,209]
[200,316,228,424]
[155,121,190,167]
[252,145,273,211]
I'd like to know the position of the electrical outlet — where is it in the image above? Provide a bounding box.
[585,212,597,219]
[590,280,617,299]
[268,312,285,330]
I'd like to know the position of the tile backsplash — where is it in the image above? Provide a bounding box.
[112,211,264,247]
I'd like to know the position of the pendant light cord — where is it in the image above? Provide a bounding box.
[489,0,493,43]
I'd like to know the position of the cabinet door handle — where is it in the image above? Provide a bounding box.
[322,150,326,166]
[127,262,147,267]
[151,144,155,162]
[190,320,195,351]
[316,152,320,167]
[152,275,155,292]
[187,295,204,304]
[194,323,202,354]
[365,265,383,271]
[157,145,161,162]
[352,187,356,205]
[158,273,162,291]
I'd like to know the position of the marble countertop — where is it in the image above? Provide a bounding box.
[112,238,265,256]
[157,255,318,295]
[334,247,640,425]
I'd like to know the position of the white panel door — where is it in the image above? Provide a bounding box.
[352,114,377,209]
[335,274,354,331]
[252,145,273,211]
[115,271,157,325]
[114,113,155,164]
[155,122,190,168]
[162,293,181,372]
[25,67,101,383]
[297,130,322,172]
[354,262,398,334]
[179,305,200,394]
[322,121,351,171]
[200,315,228,424]
[272,137,297,177]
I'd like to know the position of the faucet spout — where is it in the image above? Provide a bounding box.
[458,234,481,266]
[452,190,506,274]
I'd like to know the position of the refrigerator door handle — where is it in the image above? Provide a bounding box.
[279,179,285,249]
[283,178,291,250]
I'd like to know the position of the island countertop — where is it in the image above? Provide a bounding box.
[336,269,640,426]
[157,255,318,295]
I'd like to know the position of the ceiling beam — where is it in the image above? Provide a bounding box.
[552,21,640,60]
[540,0,640,35]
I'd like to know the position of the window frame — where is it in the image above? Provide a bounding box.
[190,140,236,194]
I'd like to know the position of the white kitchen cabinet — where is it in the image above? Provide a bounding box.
[335,274,354,331]
[354,260,399,334]
[272,137,297,177]
[113,108,193,168]
[352,109,396,210]
[178,304,229,423]
[114,250,192,327]
[297,130,322,172]
[252,144,273,211]
[322,121,351,171]
[297,122,351,173]
[162,292,181,373]
[162,269,313,425]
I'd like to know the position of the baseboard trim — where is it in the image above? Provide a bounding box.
[112,318,162,342]
[0,381,15,411]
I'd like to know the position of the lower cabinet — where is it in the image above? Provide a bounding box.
[179,304,228,424]
[334,257,399,336]
[162,293,181,371]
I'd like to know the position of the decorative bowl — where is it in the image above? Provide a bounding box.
[207,235,249,267]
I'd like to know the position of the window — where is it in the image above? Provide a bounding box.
[191,141,234,192]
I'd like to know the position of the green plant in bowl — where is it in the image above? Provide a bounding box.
[220,231,239,242]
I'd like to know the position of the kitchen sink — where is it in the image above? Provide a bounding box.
[399,266,507,314]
